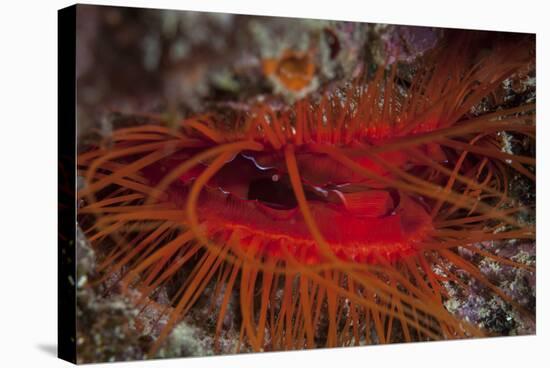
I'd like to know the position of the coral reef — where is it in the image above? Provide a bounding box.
[75,6,535,362]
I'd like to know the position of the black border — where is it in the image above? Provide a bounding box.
[58,4,77,364]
